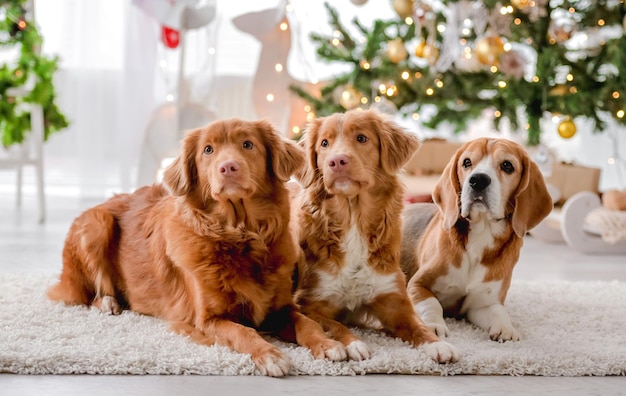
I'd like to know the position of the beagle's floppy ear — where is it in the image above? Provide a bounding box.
[510,154,553,238]
[376,112,421,174]
[255,120,305,182]
[163,128,200,196]
[433,147,463,230]
[294,118,323,188]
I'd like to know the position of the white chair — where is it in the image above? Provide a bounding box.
[0,0,46,222]
[0,87,46,223]
[0,0,46,223]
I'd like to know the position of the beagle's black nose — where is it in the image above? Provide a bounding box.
[469,173,491,192]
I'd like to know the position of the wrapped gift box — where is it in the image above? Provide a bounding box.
[404,138,464,176]
[546,162,601,205]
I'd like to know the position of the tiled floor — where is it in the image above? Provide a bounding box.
[1,193,625,395]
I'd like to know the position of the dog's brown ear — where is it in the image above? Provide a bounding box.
[433,146,463,230]
[511,154,553,238]
[163,128,200,196]
[376,111,421,174]
[294,118,323,187]
[273,138,305,182]
[256,120,305,182]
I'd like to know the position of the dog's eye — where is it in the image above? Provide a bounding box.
[320,139,329,148]
[501,160,514,174]
[243,141,254,150]
[356,134,368,143]
[462,158,472,169]
[204,145,213,155]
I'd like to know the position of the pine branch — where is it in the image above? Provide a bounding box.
[291,1,626,145]
[0,0,68,147]
[323,2,355,50]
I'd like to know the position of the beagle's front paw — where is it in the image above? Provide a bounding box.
[414,297,449,337]
[489,322,521,342]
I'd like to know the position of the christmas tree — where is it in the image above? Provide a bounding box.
[0,0,68,147]
[291,0,626,146]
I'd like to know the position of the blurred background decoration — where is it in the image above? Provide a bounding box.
[1,0,624,199]
[0,0,68,147]
[291,0,626,147]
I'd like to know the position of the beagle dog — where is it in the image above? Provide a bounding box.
[400,138,552,341]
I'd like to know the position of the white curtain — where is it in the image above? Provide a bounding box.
[35,0,156,197]
[31,0,385,198]
[31,0,327,197]
[35,0,232,197]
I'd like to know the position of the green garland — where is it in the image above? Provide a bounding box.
[0,0,68,147]
[291,1,626,146]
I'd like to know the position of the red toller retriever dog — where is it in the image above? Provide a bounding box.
[291,109,458,364]
[48,119,347,376]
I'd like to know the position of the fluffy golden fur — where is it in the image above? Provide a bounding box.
[401,138,553,341]
[292,109,458,363]
[48,119,347,377]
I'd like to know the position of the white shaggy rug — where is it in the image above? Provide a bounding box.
[1,273,625,376]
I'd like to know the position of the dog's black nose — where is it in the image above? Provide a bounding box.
[469,173,491,192]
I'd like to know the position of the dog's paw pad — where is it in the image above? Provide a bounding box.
[420,341,459,364]
[346,340,371,361]
[255,351,291,377]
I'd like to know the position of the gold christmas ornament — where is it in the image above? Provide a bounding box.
[340,85,363,110]
[557,117,577,139]
[510,0,532,9]
[422,44,439,63]
[549,85,569,96]
[415,40,439,64]
[474,36,505,66]
[414,41,438,63]
[387,38,408,63]
[392,0,414,19]
[414,40,426,57]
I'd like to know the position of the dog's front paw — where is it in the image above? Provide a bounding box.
[311,339,347,361]
[424,318,449,338]
[94,296,121,315]
[420,341,459,364]
[253,348,292,377]
[466,304,520,342]
[346,340,371,361]
[489,323,521,342]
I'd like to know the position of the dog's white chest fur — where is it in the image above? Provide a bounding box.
[432,219,505,313]
[315,225,398,311]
